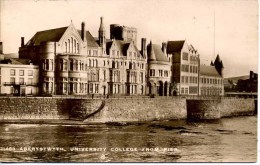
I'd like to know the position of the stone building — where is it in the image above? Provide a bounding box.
[198,54,224,96]
[166,40,200,95]
[146,40,171,96]
[19,17,146,96]
[110,24,137,45]
[0,58,39,96]
[18,17,224,97]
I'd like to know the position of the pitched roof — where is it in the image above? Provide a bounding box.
[84,31,99,48]
[106,40,142,57]
[167,40,185,53]
[200,65,222,77]
[0,58,32,65]
[27,27,68,46]
[147,43,169,62]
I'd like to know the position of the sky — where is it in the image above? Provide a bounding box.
[0,0,258,78]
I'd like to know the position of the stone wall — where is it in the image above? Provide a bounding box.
[0,97,69,120]
[220,98,255,117]
[0,97,256,122]
[85,97,187,122]
[187,98,256,120]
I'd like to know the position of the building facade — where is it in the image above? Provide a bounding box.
[18,17,224,96]
[0,59,39,96]
[19,17,146,96]
[146,41,171,96]
[166,40,200,95]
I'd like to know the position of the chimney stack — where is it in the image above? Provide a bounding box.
[0,42,3,54]
[162,42,167,55]
[81,22,86,41]
[141,38,146,57]
[21,37,25,47]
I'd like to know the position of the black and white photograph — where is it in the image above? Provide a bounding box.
[0,0,258,162]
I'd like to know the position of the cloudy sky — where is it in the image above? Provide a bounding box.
[0,0,258,78]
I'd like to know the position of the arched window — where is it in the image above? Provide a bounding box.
[74,39,77,53]
[112,61,115,68]
[96,59,98,67]
[68,39,70,53]
[92,59,95,67]
[77,43,79,53]
[89,59,91,67]
[65,42,67,53]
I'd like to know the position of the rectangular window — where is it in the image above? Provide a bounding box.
[185,88,188,94]
[164,70,168,77]
[150,69,155,77]
[140,72,144,83]
[10,77,15,84]
[19,70,24,76]
[182,52,188,60]
[28,78,33,85]
[10,69,15,76]
[28,70,33,76]
[19,78,24,84]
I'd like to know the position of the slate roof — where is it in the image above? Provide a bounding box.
[147,43,169,62]
[106,40,142,57]
[0,58,32,65]
[27,27,68,46]
[166,40,185,53]
[200,65,221,77]
[77,30,99,48]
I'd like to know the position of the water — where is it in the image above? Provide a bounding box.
[0,116,257,162]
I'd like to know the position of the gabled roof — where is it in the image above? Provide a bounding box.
[27,27,68,46]
[77,30,99,48]
[200,65,222,77]
[148,43,169,62]
[0,58,32,65]
[167,40,185,53]
[106,40,142,57]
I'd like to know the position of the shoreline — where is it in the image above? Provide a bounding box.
[0,114,256,125]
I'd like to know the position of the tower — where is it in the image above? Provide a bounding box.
[98,17,106,54]
[214,54,224,76]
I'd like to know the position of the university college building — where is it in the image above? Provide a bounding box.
[17,17,224,96]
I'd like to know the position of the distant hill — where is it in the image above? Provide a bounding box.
[224,75,249,83]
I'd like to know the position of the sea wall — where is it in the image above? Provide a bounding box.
[187,98,256,120]
[85,97,187,122]
[0,97,103,120]
[0,97,256,122]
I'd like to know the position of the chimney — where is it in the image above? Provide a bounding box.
[81,22,86,41]
[21,37,25,47]
[141,38,146,57]
[0,42,3,54]
[162,42,167,55]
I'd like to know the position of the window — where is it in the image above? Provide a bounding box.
[19,78,24,84]
[10,77,15,84]
[164,70,168,77]
[159,70,163,77]
[149,69,155,77]
[181,88,184,94]
[182,52,188,60]
[140,72,144,83]
[28,78,33,85]
[10,69,15,76]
